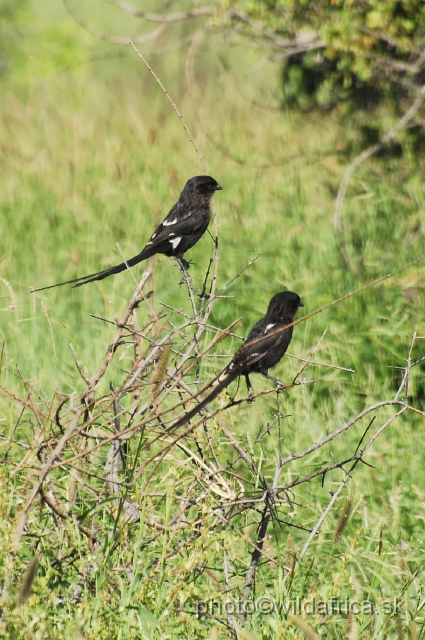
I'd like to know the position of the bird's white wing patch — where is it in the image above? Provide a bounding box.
[265,323,275,332]
[169,237,182,249]
[219,361,235,382]
[163,218,177,226]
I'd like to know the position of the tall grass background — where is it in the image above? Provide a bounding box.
[1,1,425,638]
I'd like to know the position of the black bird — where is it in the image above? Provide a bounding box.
[172,290,304,430]
[34,175,223,291]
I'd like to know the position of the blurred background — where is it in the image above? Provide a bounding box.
[2,1,425,637]
[1,0,424,394]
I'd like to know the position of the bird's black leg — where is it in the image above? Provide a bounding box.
[199,256,213,301]
[245,374,255,403]
[176,258,202,298]
[177,258,191,272]
[262,372,286,391]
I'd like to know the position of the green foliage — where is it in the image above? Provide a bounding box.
[0,0,90,88]
[20,23,89,79]
[0,0,29,76]
[230,0,425,113]
[1,3,425,639]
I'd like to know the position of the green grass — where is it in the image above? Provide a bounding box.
[1,2,425,639]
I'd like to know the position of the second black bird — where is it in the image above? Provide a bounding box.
[172,290,304,430]
[35,175,223,291]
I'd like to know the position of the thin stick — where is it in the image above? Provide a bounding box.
[295,405,408,568]
[129,41,207,173]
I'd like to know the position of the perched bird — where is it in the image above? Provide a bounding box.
[172,290,304,430]
[34,175,223,291]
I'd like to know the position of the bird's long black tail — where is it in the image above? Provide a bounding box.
[32,248,152,292]
[171,367,240,431]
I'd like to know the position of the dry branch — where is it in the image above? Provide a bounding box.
[2,43,424,635]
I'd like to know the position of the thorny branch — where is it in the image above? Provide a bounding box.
[2,275,424,623]
[2,29,425,632]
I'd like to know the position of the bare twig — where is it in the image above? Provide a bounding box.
[129,42,207,173]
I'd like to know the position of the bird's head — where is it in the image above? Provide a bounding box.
[183,175,223,198]
[267,291,304,320]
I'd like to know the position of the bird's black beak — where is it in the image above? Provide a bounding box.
[299,300,304,307]
[215,184,223,191]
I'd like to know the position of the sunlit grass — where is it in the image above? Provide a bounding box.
[1,5,425,638]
